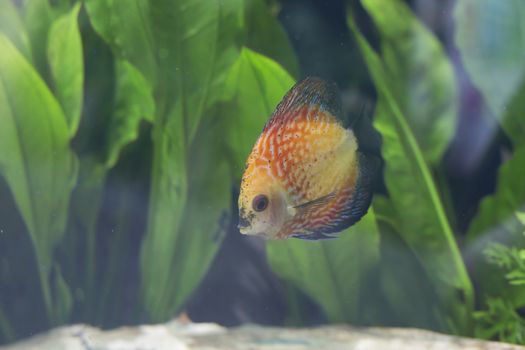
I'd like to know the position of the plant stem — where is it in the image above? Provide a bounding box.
[0,304,15,342]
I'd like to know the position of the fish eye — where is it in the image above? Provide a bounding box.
[252,194,269,212]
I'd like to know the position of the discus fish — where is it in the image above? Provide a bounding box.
[238,77,380,240]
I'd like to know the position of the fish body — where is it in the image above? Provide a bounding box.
[238,77,379,240]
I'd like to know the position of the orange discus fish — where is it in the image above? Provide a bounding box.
[238,77,380,240]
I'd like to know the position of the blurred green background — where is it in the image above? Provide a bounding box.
[0,0,524,345]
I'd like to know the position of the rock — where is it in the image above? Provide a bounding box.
[1,321,523,350]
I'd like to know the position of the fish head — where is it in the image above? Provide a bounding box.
[237,167,293,239]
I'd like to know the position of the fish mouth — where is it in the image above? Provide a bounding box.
[238,212,271,238]
[240,229,270,239]
[238,222,269,239]
[237,213,251,231]
[238,225,250,234]
[237,221,251,235]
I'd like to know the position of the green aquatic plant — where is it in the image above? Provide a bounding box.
[485,241,525,286]
[0,0,298,337]
[475,221,525,344]
[348,0,473,333]
[475,298,525,344]
[0,0,524,346]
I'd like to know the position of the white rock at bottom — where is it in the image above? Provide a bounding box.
[0,321,523,350]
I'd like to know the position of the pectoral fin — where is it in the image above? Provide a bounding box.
[294,192,337,211]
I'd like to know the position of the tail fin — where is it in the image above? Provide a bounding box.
[344,152,381,226]
[351,102,382,159]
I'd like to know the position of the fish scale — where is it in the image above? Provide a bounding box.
[238,77,379,240]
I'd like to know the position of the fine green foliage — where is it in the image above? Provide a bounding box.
[466,147,525,343]
[473,217,525,344]
[485,241,525,286]
[474,298,525,344]
[0,0,525,345]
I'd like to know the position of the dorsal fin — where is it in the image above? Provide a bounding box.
[264,77,343,131]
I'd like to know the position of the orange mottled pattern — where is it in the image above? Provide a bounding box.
[244,104,359,238]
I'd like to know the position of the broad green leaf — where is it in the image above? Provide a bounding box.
[85,1,245,318]
[244,0,298,77]
[93,157,152,326]
[104,60,155,168]
[0,304,14,342]
[61,53,155,323]
[361,0,457,164]
[268,212,380,323]
[0,0,32,60]
[47,3,83,136]
[163,119,232,314]
[517,212,525,227]
[468,147,525,241]
[51,264,73,325]
[86,0,246,320]
[84,0,157,86]
[72,23,116,157]
[349,17,473,333]
[500,80,525,147]
[64,58,155,319]
[140,106,187,320]
[63,157,106,318]
[221,48,295,175]
[455,0,525,146]
[374,195,445,331]
[0,34,77,322]
[85,0,243,140]
[24,0,70,78]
